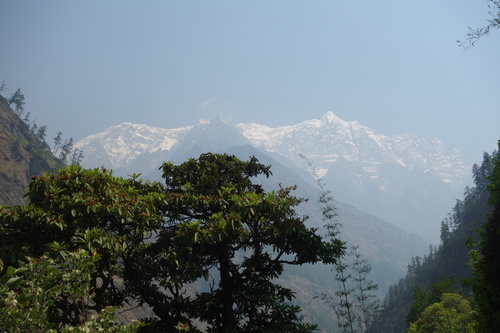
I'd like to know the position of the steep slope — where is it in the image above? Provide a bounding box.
[236,112,469,241]
[0,95,63,205]
[368,149,497,332]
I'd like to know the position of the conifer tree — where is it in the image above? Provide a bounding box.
[8,88,25,115]
[59,137,74,164]
[469,142,500,332]
[0,78,7,95]
[53,131,63,155]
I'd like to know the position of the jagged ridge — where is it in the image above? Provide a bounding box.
[75,111,468,241]
[235,111,468,185]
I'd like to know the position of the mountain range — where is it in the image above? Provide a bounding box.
[0,105,468,331]
[74,112,471,329]
[76,111,469,242]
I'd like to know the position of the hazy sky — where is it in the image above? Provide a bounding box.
[1,1,498,162]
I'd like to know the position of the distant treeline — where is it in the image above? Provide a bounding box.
[369,146,500,332]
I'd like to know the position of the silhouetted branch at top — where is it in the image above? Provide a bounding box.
[458,0,500,51]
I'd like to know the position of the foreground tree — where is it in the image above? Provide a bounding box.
[129,153,345,332]
[408,293,477,333]
[1,154,343,332]
[333,256,356,333]
[0,165,166,328]
[406,278,456,327]
[0,250,141,332]
[319,246,380,333]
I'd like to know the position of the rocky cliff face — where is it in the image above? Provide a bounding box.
[0,96,62,205]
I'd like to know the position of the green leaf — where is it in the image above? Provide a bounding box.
[0,274,11,285]
[6,276,23,289]
[17,293,36,305]
[6,266,15,277]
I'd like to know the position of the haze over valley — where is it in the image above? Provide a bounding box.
[76,111,469,242]
[1,1,499,331]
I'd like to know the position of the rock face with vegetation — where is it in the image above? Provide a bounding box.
[0,95,63,205]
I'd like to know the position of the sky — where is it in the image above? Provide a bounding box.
[0,1,498,163]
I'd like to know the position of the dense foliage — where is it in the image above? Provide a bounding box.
[468,142,500,332]
[0,251,141,332]
[407,293,476,333]
[0,164,166,330]
[0,153,345,332]
[368,147,499,332]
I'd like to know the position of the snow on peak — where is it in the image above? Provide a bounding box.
[236,112,468,184]
[321,111,338,123]
[76,112,469,186]
[75,123,193,168]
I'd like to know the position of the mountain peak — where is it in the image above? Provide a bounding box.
[75,112,470,241]
[319,111,364,131]
[75,122,193,168]
[236,113,468,186]
[321,111,339,123]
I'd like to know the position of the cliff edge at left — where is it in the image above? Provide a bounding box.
[0,94,64,205]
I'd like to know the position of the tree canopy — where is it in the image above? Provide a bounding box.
[468,141,500,332]
[408,293,476,333]
[0,153,345,332]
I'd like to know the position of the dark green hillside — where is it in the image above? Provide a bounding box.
[368,149,498,333]
[0,94,63,205]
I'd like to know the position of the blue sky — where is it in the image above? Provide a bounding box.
[1,1,498,162]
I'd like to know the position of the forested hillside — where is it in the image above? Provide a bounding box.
[368,147,499,332]
[0,90,64,205]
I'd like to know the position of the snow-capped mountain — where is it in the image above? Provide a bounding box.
[72,112,470,328]
[236,111,468,185]
[75,112,469,241]
[75,122,192,169]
